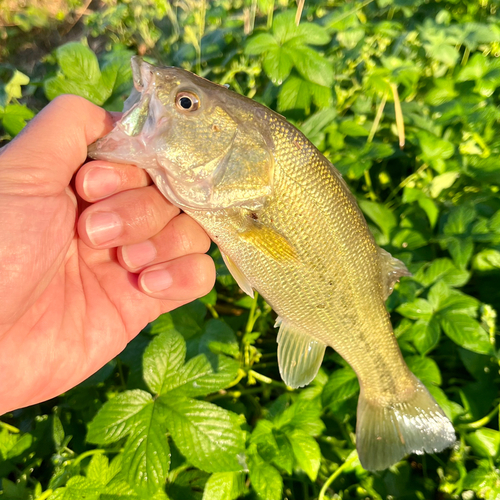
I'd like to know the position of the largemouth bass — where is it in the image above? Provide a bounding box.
[88,58,455,470]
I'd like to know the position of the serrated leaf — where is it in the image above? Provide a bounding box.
[166,353,239,398]
[288,430,321,481]
[262,46,293,84]
[159,397,245,472]
[202,472,243,500]
[1,103,34,136]
[411,317,441,355]
[248,448,283,500]
[122,403,170,495]
[358,200,397,238]
[290,46,334,87]
[273,399,325,436]
[397,298,434,320]
[56,42,101,83]
[466,428,500,458]
[322,366,359,408]
[143,330,186,395]
[87,390,153,445]
[87,454,110,485]
[439,313,493,354]
[244,33,278,55]
[405,356,442,386]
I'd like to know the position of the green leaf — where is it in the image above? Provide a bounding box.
[418,131,454,163]
[444,204,476,235]
[87,454,111,485]
[290,46,334,87]
[473,248,500,271]
[263,46,293,84]
[200,319,239,357]
[248,447,283,500]
[122,403,170,495]
[202,472,243,500]
[466,429,500,458]
[159,397,245,472]
[405,356,442,386]
[288,430,321,481]
[397,298,434,321]
[358,200,397,238]
[429,172,459,198]
[244,33,278,55]
[166,352,239,398]
[142,331,186,395]
[411,317,441,355]
[87,390,153,445]
[339,120,370,137]
[4,70,29,101]
[56,42,101,83]
[273,399,325,436]
[278,75,332,111]
[1,103,34,136]
[439,313,493,354]
[321,366,359,408]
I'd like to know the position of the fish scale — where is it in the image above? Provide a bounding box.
[89,58,456,471]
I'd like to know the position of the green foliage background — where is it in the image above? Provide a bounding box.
[1,0,500,499]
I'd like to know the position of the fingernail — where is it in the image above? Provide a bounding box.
[141,269,173,293]
[83,168,121,200]
[86,212,123,245]
[122,240,157,269]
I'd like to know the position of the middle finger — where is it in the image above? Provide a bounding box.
[78,185,179,248]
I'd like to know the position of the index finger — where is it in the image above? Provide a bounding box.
[0,95,115,195]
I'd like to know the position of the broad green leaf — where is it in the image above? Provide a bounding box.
[427,280,451,310]
[278,75,332,111]
[159,397,245,472]
[429,172,459,198]
[142,331,186,395]
[411,317,441,354]
[165,352,239,398]
[466,428,500,458]
[291,23,330,45]
[290,46,334,87]
[439,313,493,354]
[397,298,433,321]
[250,420,278,463]
[339,120,370,137]
[263,46,293,84]
[288,430,321,481]
[202,472,243,500]
[405,355,442,386]
[244,33,278,55]
[445,237,474,269]
[200,319,239,357]
[1,103,34,136]
[271,430,294,475]
[444,204,476,235]
[457,53,488,81]
[56,42,101,83]
[273,399,325,436]
[122,403,170,495]
[358,200,397,238]
[322,366,359,408]
[418,131,454,162]
[87,390,153,445]
[248,447,283,500]
[473,249,500,271]
[87,454,111,485]
[4,70,29,101]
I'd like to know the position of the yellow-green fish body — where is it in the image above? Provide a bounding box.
[89,58,455,470]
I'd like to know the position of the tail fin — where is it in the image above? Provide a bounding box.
[356,378,456,471]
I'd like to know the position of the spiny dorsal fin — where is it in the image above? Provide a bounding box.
[220,251,254,297]
[277,320,326,388]
[378,247,412,300]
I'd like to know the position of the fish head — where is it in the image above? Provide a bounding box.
[88,57,274,211]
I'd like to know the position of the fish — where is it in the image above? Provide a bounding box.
[88,57,456,471]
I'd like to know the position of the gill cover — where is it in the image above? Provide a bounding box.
[88,58,274,212]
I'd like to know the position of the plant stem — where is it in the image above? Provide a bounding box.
[0,421,20,433]
[390,83,405,149]
[460,404,500,430]
[319,451,358,500]
[367,92,387,143]
[245,291,260,333]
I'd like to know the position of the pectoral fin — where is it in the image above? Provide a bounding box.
[378,247,412,299]
[221,251,254,297]
[240,226,298,263]
[277,320,326,388]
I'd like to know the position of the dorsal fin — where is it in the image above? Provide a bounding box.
[277,320,326,388]
[378,247,412,299]
[220,251,254,297]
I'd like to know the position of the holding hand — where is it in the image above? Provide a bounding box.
[0,95,215,414]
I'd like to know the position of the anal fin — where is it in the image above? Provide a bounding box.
[378,247,412,299]
[221,251,254,297]
[277,320,326,389]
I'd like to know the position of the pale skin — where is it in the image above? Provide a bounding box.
[0,95,216,415]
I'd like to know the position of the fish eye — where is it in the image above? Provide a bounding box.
[175,91,200,112]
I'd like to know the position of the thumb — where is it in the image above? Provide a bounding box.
[0,95,115,196]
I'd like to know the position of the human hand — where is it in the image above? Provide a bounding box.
[0,95,215,414]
